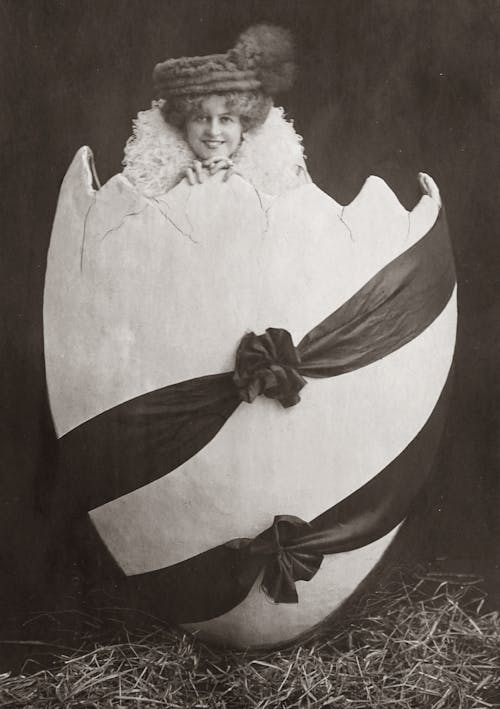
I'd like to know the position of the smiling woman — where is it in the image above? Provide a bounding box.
[184,96,243,161]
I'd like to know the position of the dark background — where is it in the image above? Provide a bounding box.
[1,0,499,618]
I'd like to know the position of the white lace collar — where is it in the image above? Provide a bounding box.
[122,101,306,197]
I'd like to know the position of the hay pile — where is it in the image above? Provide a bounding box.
[1,567,499,708]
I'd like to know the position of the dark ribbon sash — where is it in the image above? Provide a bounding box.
[57,212,455,607]
[115,366,452,623]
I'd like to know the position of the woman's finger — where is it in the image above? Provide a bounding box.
[194,161,205,183]
[223,167,236,182]
[210,161,229,175]
[185,167,196,186]
[204,156,226,166]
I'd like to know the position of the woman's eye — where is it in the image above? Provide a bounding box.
[221,116,233,123]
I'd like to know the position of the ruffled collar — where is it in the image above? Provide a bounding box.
[122,101,306,197]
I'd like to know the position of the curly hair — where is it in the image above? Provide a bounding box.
[160,91,273,132]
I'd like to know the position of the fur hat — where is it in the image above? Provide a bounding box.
[153,24,295,99]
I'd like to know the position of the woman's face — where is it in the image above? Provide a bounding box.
[185,95,243,160]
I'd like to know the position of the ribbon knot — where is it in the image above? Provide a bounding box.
[228,515,324,604]
[233,328,307,408]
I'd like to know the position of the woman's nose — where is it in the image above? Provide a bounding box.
[205,118,221,136]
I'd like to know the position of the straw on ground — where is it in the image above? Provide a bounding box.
[1,567,499,708]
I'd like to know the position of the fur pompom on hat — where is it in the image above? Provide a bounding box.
[153,24,295,99]
[229,25,295,94]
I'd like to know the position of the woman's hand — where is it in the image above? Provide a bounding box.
[203,156,235,182]
[418,172,441,209]
[184,157,235,185]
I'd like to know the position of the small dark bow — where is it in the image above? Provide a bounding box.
[227,515,324,604]
[233,328,306,408]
